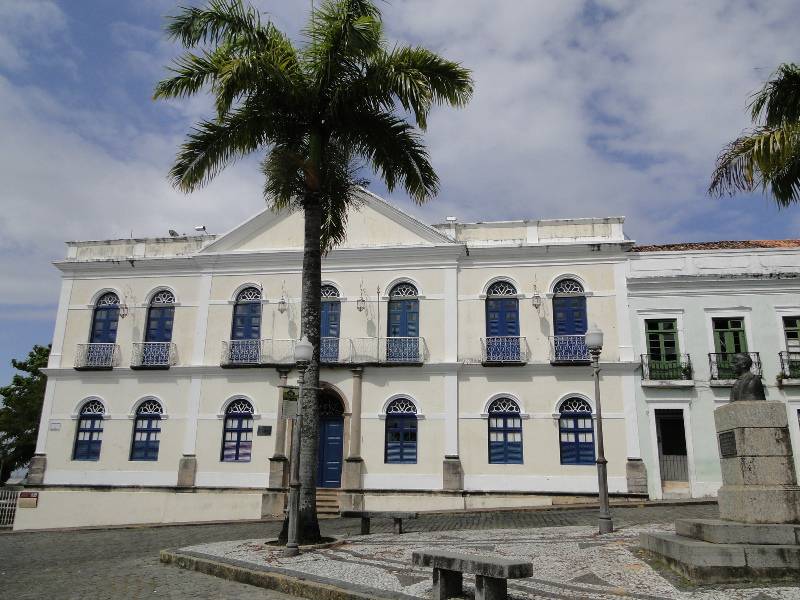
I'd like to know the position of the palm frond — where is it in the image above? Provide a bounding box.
[153,44,233,100]
[165,0,263,47]
[169,99,269,191]
[337,107,438,203]
[709,123,800,205]
[749,63,800,127]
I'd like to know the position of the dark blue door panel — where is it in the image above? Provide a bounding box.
[317,418,343,488]
[387,299,419,360]
[320,301,340,362]
[553,296,587,335]
[485,298,520,360]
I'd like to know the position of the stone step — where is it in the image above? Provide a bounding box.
[676,518,800,545]
[640,531,800,583]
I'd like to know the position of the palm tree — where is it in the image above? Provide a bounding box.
[154,0,472,543]
[710,63,800,206]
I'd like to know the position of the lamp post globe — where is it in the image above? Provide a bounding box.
[294,335,313,363]
[585,325,603,351]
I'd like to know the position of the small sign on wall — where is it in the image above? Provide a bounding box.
[49,421,61,431]
[257,425,272,436]
[718,430,737,458]
[19,491,38,509]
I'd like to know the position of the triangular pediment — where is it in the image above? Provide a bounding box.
[200,189,452,253]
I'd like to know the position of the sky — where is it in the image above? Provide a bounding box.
[0,0,799,383]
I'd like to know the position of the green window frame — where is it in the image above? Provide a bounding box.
[712,317,747,379]
[783,316,800,378]
[645,319,682,380]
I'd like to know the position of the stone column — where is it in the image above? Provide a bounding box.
[442,371,463,490]
[268,369,290,489]
[341,368,365,511]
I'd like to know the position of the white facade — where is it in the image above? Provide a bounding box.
[16,191,649,530]
[628,244,800,500]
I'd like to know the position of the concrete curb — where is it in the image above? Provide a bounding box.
[160,549,417,600]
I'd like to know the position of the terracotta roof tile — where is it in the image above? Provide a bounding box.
[632,240,800,252]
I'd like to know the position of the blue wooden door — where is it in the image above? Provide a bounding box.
[143,305,174,365]
[387,299,419,361]
[90,305,119,344]
[317,418,343,487]
[485,298,520,360]
[231,302,261,340]
[553,296,587,360]
[320,301,340,362]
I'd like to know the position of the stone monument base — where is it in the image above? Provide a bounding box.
[641,400,800,583]
[640,519,800,583]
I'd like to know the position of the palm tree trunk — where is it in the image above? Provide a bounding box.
[296,191,323,544]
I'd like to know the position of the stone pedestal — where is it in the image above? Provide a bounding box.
[442,456,463,491]
[341,456,364,490]
[641,401,800,583]
[625,458,648,495]
[26,454,47,485]
[268,455,289,489]
[177,455,197,488]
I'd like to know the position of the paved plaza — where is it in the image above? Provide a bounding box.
[4,502,796,599]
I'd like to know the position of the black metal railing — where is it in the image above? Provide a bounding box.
[708,352,761,380]
[780,351,800,379]
[641,354,692,381]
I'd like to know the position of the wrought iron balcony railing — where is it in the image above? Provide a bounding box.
[131,342,177,368]
[641,354,693,381]
[220,339,298,366]
[708,352,762,381]
[549,335,590,364]
[349,337,425,364]
[780,351,800,379]
[320,337,344,364]
[75,343,120,369]
[481,336,528,364]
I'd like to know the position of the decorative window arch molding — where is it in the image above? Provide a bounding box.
[71,396,108,419]
[480,276,522,299]
[127,396,169,419]
[88,288,123,308]
[480,393,529,419]
[143,286,178,306]
[547,274,591,297]
[551,393,595,418]
[230,282,265,304]
[320,382,350,414]
[217,395,261,419]
[383,277,423,299]
[320,281,346,300]
[379,394,424,420]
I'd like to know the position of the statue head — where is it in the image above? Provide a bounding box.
[731,353,753,377]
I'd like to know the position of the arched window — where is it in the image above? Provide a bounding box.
[142,290,175,366]
[384,398,418,464]
[387,283,419,362]
[73,399,104,461]
[320,285,341,362]
[87,292,120,367]
[559,398,595,465]
[487,398,522,464]
[229,287,262,364]
[130,399,163,461]
[552,278,588,362]
[485,280,520,362]
[221,399,254,462]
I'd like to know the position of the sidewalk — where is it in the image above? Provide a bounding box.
[164,516,800,600]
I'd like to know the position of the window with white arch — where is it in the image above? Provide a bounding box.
[130,399,163,461]
[558,397,594,465]
[320,285,341,362]
[221,399,254,462]
[552,278,589,362]
[485,280,520,361]
[487,397,522,464]
[73,399,104,461]
[384,398,418,464]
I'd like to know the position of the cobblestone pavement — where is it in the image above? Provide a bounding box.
[1,503,717,600]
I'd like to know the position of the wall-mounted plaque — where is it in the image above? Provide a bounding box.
[718,430,737,458]
[257,425,272,436]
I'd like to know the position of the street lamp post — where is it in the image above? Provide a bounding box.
[585,325,613,534]
[284,335,313,557]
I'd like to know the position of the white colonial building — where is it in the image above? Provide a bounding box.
[627,241,800,500]
[16,191,649,529]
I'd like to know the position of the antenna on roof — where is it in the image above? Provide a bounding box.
[168,229,179,237]
[194,225,207,233]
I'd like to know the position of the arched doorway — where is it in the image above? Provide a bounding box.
[317,390,345,488]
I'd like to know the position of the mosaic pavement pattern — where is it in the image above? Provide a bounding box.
[181,524,800,600]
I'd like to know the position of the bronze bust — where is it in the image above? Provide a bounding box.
[729,353,766,401]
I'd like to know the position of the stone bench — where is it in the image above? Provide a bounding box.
[412,549,533,600]
[340,511,418,535]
